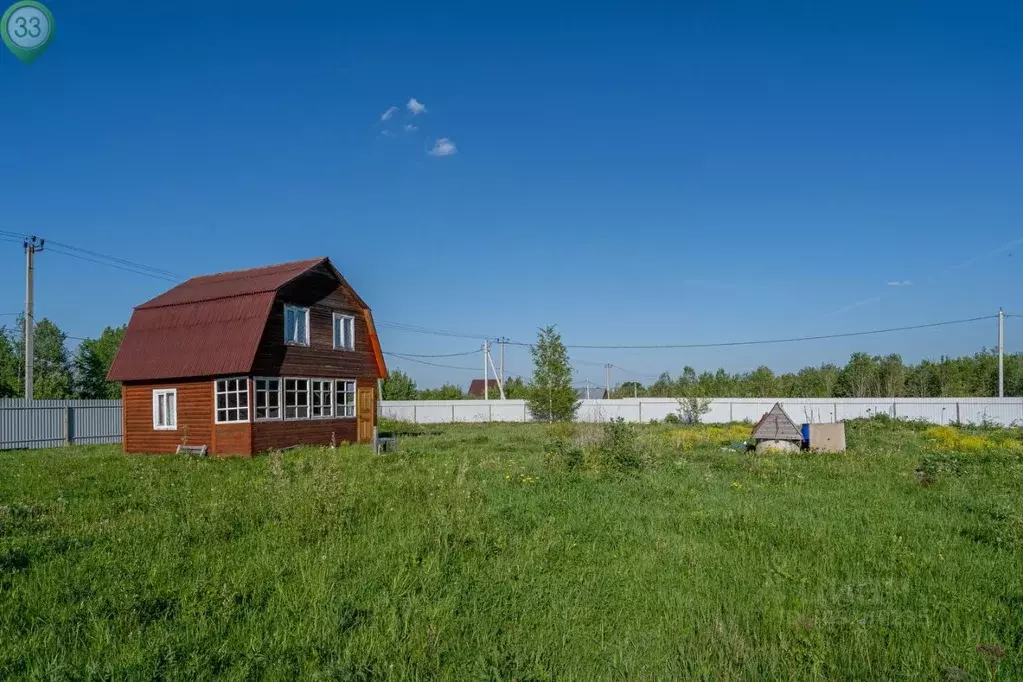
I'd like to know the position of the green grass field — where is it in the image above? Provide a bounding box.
[1,419,1021,680]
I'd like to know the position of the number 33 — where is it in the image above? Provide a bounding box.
[13,16,42,38]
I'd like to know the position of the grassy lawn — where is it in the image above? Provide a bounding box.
[1,419,1021,680]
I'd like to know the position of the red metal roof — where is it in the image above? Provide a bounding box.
[467,379,501,397]
[108,258,386,382]
[108,293,275,381]
[138,258,326,309]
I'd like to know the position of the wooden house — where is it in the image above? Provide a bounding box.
[107,258,387,456]
[467,379,501,398]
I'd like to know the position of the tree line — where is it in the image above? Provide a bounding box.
[2,316,1019,404]
[384,347,1023,401]
[0,316,125,399]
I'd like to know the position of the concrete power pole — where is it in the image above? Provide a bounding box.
[998,308,1004,398]
[605,363,612,400]
[23,236,44,400]
[499,337,506,396]
[483,339,489,401]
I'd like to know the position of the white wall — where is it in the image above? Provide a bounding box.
[379,398,1023,427]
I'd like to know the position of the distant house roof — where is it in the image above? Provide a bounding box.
[108,258,386,382]
[751,403,803,441]
[467,379,501,397]
[575,386,607,399]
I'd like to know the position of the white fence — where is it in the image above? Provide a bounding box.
[379,398,1023,427]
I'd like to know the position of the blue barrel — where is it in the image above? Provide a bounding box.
[801,423,810,445]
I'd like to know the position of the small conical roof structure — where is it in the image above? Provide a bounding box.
[751,403,803,441]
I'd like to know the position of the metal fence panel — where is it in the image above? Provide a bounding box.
[3,397,1021,450]
[0,400,122,451]
[380,398,1023,427]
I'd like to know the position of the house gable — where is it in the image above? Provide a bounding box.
[250,263,385,379]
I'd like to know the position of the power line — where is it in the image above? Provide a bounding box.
[1,231,184,282]
[375,320,495,341]
[45,239,182,279]
[382,348,482,358]
[384,352,479,371]
[45,245,181,283]
[503,315,996,350]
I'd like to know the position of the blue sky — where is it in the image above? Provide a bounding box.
[1,1,1020,388]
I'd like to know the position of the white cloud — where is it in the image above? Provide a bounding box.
[404,124,417,132]
[380,106,398,121]
[887,280,913,287]
[407,98,427,115]
[828,295,882,317]
[428,138,457,157]
[379,130,395,137]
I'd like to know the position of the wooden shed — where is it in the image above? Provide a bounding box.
[107,258,387,456]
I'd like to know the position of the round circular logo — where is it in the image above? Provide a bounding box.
[5,4,49,50]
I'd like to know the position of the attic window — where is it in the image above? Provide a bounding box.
[284,305,309,346]
[333,313,355,350]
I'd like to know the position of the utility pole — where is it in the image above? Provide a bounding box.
[605,363,612,400]
[485,340,505,399]
[998,308,1004,398]
[23,236,44,400]
[483,339,489,400]
[499,337,506,396]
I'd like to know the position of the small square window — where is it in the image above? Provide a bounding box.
[215,378,249,423]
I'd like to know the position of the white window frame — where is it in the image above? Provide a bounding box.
[310,379,334,418]
[333,313,355,350]
[254,377,282,421]
[214,377,250,424]
[284,378,310,420]
[335,380,356,418]
[284,304,310,346]
[152,388,177,430]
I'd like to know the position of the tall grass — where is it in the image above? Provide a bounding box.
[1,420,1021,679]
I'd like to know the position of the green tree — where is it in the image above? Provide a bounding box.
[12,317,74,399]
[419,384,465,400]
[648,372,675,397]
[613,381,645,398]
[746,366,777,397]
[381,369,418,400]
[838,352,878,397]
[526,326,578,422]
[0,326,19,398]
[876,354,906,397]
[73,325,125,399]
[503,376,529,399]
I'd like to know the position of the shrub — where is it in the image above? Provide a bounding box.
[597,418,645,472]
[544,438,584,471]
[663,413,681,425]
[546,422,577,441]
[677,395,712,424]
